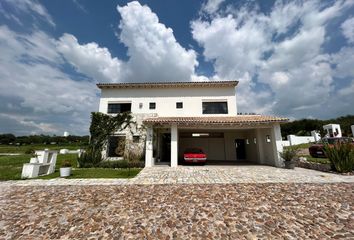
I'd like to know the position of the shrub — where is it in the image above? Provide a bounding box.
[61,160,72,168]
[25,148,35,155]
[323,143,354,173]
[98,160,144,169]
[280,147,298,162]
[77,148,102,168]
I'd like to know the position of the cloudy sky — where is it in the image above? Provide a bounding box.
[0,0,354,136]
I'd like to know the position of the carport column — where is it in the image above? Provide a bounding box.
[171,124,178,167]
[145,126,154,167]
[271,124,283,167]
[255,129,264,164]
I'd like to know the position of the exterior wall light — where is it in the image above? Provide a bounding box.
[266,135,271,143]
[254,138,257,144]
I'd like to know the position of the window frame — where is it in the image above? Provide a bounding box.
[107,102,131,114]
[202,101,228,114]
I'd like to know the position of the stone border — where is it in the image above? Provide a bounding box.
[297,159,332,172]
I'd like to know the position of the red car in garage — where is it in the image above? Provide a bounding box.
[309,137,354,158]
[184,148,207,163]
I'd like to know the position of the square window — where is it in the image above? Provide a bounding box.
[176,102,183,109]
[149,102,156,109]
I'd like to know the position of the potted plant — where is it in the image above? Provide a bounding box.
[280,148,298,169]
[60,160,72,177]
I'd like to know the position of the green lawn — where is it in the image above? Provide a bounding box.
[38,168,141,179]
[0,154,31,180]
[303,155,331,164]
[0,153,141,180]
[0,144,86,154]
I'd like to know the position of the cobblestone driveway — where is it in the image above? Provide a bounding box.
[1,183,353,239]
[3,165,354,186]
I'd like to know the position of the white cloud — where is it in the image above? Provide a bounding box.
[192,0,354,118]
[57,1,199,83]
[117,1,198,82]
[2,0,55,27]
[341,17,354,43]
[0,26,98,135]
[331,47,354,78]
[201,0,225,15]
[57,34,124,83]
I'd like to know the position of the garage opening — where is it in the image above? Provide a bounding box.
[178,129,259,165]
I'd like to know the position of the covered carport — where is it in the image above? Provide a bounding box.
[143,116,288,167]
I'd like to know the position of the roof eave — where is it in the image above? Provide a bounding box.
[96,81,239,89]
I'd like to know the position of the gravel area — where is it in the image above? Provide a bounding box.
[1,183,353,239]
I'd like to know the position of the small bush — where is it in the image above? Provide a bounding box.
[77,148,102,168]
[25,148,35,155]
[61,160,72,168]
[280,147,298,162]
[324,143,354,173]
[98,160,144,169]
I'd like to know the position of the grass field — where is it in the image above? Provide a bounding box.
[0,152,141,181]
[0,154,77,180]
[0,144,86,154]
[38,168,141,179]
[304,155,331,164]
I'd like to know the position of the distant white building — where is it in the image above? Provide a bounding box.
[63,131,69,137]
[323,124,342,138]
[97,81,288,168]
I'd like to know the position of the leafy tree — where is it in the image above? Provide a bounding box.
[0,134,16,144]
[281,115,354,137]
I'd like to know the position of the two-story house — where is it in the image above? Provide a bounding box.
[97,81,288,168]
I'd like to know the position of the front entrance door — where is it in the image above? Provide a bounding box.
[161,133,171,163]
[235,139,246,160]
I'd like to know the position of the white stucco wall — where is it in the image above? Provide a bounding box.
[287,135,315,145]
[99,87,237,117]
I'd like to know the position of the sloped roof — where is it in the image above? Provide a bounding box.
[97,81,238,89]
[143,115,288,126]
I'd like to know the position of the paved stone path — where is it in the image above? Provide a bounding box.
[1,183,353,239]
[129,165,354,184]
[2,166,354,186]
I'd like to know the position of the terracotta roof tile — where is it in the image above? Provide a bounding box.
[143,115,288,125]
[97,81,238,89]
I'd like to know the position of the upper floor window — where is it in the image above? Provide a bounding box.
[107,103,131,114]
[202,101,228,114]
[149,102,156,109]
[176,102,183,109]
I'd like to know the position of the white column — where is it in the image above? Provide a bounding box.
[145,126,154,167]
[171,124,178,167]
[271,123,283,167]
[255,128,264,164]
